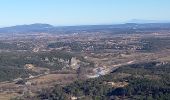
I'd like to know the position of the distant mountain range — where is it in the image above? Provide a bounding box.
[1,23,170,34]
[0,23,54,34]
[127,19,170,24]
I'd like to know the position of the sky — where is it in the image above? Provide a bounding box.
[0,0,170,27]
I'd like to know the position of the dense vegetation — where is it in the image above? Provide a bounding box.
[140,37,170,52]
[0,51,74,82]
[39,61,170,100]
[0,42,34,50]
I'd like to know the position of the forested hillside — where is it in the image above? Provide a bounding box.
[38,61,170,100]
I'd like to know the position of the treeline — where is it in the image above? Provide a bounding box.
[0,68,37,82]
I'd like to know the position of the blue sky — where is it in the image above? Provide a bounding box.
[0,0,170,26]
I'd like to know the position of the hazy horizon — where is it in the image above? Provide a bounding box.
[0,0,170,27]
